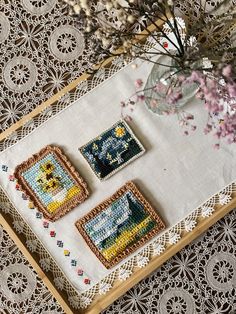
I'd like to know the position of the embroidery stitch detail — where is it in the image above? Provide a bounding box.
[79,121,145,180]
[75,181,165,268]
[14,145,89,221]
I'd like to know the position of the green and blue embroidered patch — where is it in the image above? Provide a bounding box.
[75,181,165,268]
[14,145,89,221]
[79,120,145,180]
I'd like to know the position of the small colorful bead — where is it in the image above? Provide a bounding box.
[9,175,15,181]
[71,259,77,267]
[43,221,49,228]
[22,193,28,200]
[2,165,8,172]
[57,240,63,247]
[36,212,42,219]
[28,202,34,209]
[84,278,90,284]
[50,230,56,237]
[64,250,70,256]
[77,269,84,276]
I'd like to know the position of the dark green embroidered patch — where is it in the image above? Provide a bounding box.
[79,120,145,180]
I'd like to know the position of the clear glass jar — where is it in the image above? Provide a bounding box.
[144,55,199,115]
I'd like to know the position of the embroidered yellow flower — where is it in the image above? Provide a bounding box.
[41,161,54,173]
[106,153,112,160]
[115,126,126,138]
[43,178,60,193]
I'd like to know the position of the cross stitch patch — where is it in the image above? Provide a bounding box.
[14,146,89,221]
[79,120,145,180]
[75,181,165,269]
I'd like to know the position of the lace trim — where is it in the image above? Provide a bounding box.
[0,25,160,152]
[0,55,129,152]
[102,210,236,314]
[1,181,235,309]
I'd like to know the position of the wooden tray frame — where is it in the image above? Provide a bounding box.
[1,195,236,314]
[1,14,236,314]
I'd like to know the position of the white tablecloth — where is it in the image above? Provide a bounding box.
[0,60,235,293]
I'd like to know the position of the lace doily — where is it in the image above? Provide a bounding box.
[0,0,93,133]
[0,225,64,313]
[103,209,236,314]
[1,209,235,313]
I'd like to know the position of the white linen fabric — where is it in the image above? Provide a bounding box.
[0,60,236,294]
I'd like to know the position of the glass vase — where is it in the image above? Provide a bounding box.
[144,55,199,115]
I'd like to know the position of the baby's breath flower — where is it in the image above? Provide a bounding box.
[74,5,81,14]
[127,15,135,23]
[80,0,88,9]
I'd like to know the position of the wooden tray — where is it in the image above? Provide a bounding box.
[1,16,236,314]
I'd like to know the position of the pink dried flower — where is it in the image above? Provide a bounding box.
[179,120,185,127]
[214,143,220,149]
[227,84,236,97]
[163,110,170,115]
[222,65,232,78]
[137,94,145,101]
[150,99,158,108]
[135,79,143,89]
[122,64,236,148]
[177,75,186,83]
[167,91,182,104]
[186,113,194,120]
[196,91,204,99]
[204,124,212,134]
[154,82,166,93]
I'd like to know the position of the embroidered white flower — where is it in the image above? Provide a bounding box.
[137,255,149,268]
[0,201,11,213]
[218,193,232,205]
[24,119,35,129]
[13,220,24,233]
[39,258,51,271]
[99,282,112,295]
[68,295,81,308]
[118,268,132,281]
[79,295,93,308]
[153,242,165,256]
[26,239,38,252]
[185,219,197,232]
[201,206,215,218]
[168,231,181,244]
[202,57,213,69]
[43,107,53,117]
[54,277,64,290]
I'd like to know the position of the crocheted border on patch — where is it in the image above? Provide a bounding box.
[75,181,165,269]
[14,145,89,222]
[79,120,145,181]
